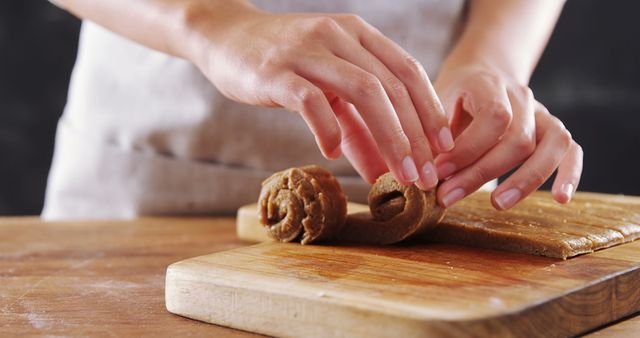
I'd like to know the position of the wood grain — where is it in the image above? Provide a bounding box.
[166,240,640,337]
[1,216,636,337]
[584,313,640,337]
[0,217,263,337]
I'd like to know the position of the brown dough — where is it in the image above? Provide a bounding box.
[258,165,347,244]
[257,166,640,258]
[434,191,640,259]
[340,172,445,244]
[258,166,444,245]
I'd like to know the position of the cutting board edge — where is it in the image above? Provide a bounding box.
[165,251,462,321]
[164,245,640,318]
[165,258,463,338]
[165,245,640,337]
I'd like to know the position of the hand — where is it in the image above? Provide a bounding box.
[433,65,583,210]
[182,3,454,188]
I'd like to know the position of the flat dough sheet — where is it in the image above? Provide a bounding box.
[431,191,640,259]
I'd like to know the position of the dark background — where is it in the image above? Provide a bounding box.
[0,1,638,215]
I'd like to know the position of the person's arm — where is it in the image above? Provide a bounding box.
[51,0,253,60]
[443,0,564,84]
[433,0,583,209]
[53,0,456,191]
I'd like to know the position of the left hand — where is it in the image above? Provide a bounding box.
[433,65,583,210]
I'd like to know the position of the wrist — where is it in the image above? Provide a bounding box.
[437,55,524,88]
[439,44,532,86]
[170,0,263,65]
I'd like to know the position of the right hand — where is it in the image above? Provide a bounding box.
[181,2,454,189]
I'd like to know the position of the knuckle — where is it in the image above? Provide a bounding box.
[535,101,551,115]
[548,116,572,147]
[547,114,564,129]
[341,125,368,148]
[295,87,323,110]
[573,142,584,156]
[339,13,365,25]
[469,166,493,185]
[275,44,299,59]
[526,168,547,187]
[256,56,281,74]
[390,126,408,143]
[354,74,383,97]
[493,110,512,129]
[480,103,512,129]
[457,142,481,163]
[325,124,342,144]
[511,134,536,156]
[557,128,572,148]
[512,84,533,100]
[386,128,411,155]
[306,17,339,37]
[400,56,426,81]
[423,100,447,123]
[385,78,409,101]
[408,134,429,152]
[316,124,340,143]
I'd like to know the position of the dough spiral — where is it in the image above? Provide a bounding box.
[340,172,445,244]
[258,165,347,244]
[258,166,445,245]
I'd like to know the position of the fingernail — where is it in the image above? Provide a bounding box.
[561,183,574,202]
[495,188,522,210]
[438,127,454,152]
[442,187,465,207]
[419,162,438,190]
[400,156,419,183]
[436,162,457,179]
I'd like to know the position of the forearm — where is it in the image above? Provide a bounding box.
[52,0,257,61]
[440,0,566,84]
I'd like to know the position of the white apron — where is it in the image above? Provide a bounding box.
[43,0,467,220]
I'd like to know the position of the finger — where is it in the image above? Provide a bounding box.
[436,88,536,207]
[434,79,513,179]
[294,54,419,185]
[334,14,454,153]
[491,110,573,210]
[327,30,438,189]
[329,95,388,183]
[552,140,583,204]
[268,72,342,159]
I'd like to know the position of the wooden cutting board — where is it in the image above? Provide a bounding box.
[166,192,640,337]
[166,240,640,337]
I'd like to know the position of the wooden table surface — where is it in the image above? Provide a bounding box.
[0,217,637,337]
